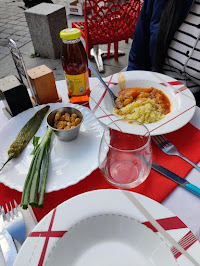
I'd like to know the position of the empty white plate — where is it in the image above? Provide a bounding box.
[46,214,177,266]
[14,190,200,266]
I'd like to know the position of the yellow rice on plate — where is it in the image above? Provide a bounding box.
[114,98,165,124]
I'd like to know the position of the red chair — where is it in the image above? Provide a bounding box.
[72,0,142,72]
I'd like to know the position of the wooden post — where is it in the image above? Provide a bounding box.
[27,65,62,105]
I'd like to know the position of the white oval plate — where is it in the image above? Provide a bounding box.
[0,103,104,192]
[14,190,200,266]
[89,71,196,136]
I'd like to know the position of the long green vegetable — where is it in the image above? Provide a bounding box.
[0,105,50,171]
[21,127,53,209]
[38,137,51,208]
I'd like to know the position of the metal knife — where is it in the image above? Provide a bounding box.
[152,161,200,197]
[0,215,17,266]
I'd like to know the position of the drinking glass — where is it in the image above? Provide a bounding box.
[98,119,152,189]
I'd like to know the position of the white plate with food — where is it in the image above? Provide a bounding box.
[89,71,196,135]
[14,189,200,266]
[0,103,104,192]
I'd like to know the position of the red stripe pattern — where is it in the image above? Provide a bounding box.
[38,208,57,265]
[90,95,115,123]
[29,231,67,238]
[92,74,117,114]
[161,81,182,86]
[35,208,68,266]
[171,231,197,259]
[98,114,115,119]
[92,89,107,114]
[176,85,188,93]
[149,105,196,133]
[143,217,197,259]
[142,216,187,232]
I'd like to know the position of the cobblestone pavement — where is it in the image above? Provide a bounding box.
[0,0,31,55]
[0,0,131,81]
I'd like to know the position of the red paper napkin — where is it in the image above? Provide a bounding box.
[0,122,200,222]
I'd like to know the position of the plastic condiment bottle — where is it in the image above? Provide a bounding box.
[60,28,90,104]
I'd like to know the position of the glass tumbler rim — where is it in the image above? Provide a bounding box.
[103,118,151,153]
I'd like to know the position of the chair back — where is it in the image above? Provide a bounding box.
[9,39,38,105]
[84,0,141,46]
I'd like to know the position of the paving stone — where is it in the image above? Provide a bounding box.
[0,18,10,23]
[25,32,30,37]
[0,53,7,60]
[0,14,10,19]
[15,30,27,36]
[19,41,35,55]
[24,55,61,71]
[1,68,19,79]
[9,20,20,25]
[3,10,18,16]
[0,32,10,38]
[0,46,10,55]
[15,41,25,47]
[18,21,28,26]
[0,54,16,79]
[0,39,9,46]
[1,23,14,29]
[3,28,16,35]
[0,8,8,12]
[23,28,30,32]
[18,17,26,22]
[19,36,31,43]
[9,35,21,41]
[8,12,21,17]
[14,13,24,18]
[13,25,27,31]
[0,26,7,33]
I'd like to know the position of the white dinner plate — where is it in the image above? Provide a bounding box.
[46,215,177,266]
[89,71,196,136]
[0,103,104,192]
[14,189,200,266]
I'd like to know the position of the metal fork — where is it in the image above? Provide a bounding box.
[1,200,26,245]
[152,135,200,172]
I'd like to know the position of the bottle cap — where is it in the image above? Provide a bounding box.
[60,28,82,40]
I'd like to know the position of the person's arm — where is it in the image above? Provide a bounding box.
[127,0,151,71]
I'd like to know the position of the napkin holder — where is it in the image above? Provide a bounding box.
[27,65,62,105]
[0,75,33,117]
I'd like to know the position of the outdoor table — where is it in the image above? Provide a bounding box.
[0,77,200,243]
